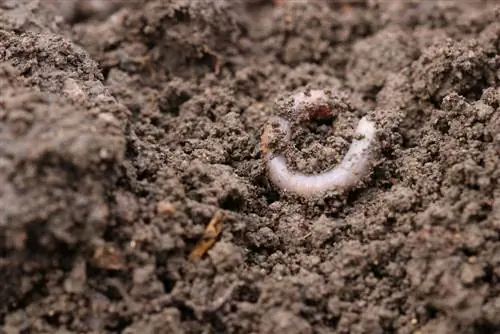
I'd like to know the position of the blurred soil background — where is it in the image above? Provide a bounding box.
[1,0,500,333]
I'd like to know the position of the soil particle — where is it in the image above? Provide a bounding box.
[347,26,420,95]
[260,309,312,334]
[310,215,340,247]
[122,308,184,334]
[410,37,498,102]
[114,190,139,224]
[2,0,500,333]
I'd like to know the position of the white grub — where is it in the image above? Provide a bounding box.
[261,90,377,197]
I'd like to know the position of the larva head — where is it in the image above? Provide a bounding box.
[291,89,334,121]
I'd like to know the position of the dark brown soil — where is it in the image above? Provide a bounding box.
[1,1,500,333]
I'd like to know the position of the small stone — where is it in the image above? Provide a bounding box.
[157,201,175,216]
[99,148,110,159]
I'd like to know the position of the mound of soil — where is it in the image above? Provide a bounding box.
[1,1,499,333]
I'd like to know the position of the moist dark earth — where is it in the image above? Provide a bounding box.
[1,1,500,333]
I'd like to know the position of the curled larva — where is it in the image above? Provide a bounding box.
[261,89,377,197]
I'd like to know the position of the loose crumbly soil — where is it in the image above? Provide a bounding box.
[1,1,500,333]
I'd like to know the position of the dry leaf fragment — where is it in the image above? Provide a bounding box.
[188,211,224,261]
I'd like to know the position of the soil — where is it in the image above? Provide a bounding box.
[1,0,500,333]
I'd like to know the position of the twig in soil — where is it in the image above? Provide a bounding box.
[188,211,224,261]
[261,89,377,197]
